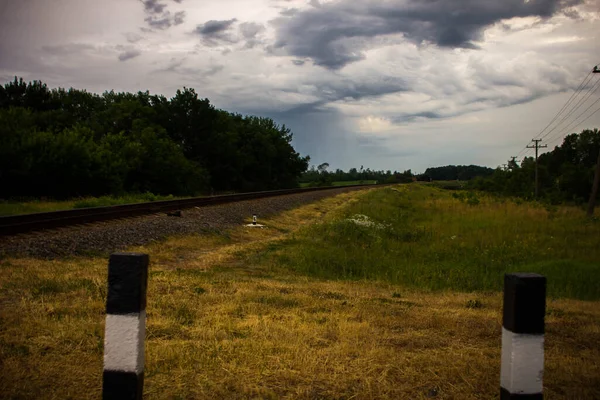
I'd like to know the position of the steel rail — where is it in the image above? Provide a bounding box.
[0,184,377,236]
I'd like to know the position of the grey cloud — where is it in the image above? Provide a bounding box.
[151,57,223,78]
[279,8,299,17]
[43,43,142,62]
[152,57,186,73]
[125,32,144,43]
[239,22,266,49]
[195,19,238,46]
[196,19,237,35]
[292,59,305,66]
[174,11,185,25]
[140,0,184,30]
[239,22,265,39]
[173,0,183,3]
[257,75,408,117]
[356,137,418,158]
[118,49,142,61]
[142,0,167,14]
[319,76,408,102]
[206,65,224,76]
[562,8,582,18]
[145,10,185,30]
[145,15,172,29]
[413,111,441,119]
[273,0,583,69]
[41,43,96,56]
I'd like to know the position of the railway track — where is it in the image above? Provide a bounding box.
[0,184,377,237]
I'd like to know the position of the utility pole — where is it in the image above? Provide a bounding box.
[587,148,600,217]
[586,66,600,216]
[527,139,547,198]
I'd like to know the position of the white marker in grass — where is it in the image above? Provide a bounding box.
[102,253,149,400]
[246,214,264,227]
[500,273,545,400]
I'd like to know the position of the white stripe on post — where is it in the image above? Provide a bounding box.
[104,312,146,374]
[103,253,149,400]
[500,273,546,400]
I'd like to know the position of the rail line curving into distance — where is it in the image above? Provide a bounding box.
[0,184,379,236]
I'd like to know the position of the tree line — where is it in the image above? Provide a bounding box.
[0,78,309,199]
[300,163,414,186]
[418,165,495,181]
[468,128,599,204]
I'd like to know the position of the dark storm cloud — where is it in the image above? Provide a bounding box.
[194,19,239,46]
[273,0,583,69]
[118,49,142,61]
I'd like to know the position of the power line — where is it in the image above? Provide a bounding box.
[515,64,600,159]
[545,101,600,148]
[517,63,600,157]
[544,96,600,147]
[533,68,596,140]
[539,75,600,140]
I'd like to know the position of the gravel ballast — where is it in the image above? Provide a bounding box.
[0,187,367,259]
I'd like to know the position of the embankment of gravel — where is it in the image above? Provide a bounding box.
[0,187,367,259]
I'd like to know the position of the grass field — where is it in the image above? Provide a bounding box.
[1,185,599,398]
[268,184,600,300]
[0,193,181,216]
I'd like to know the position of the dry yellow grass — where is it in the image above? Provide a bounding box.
[1,189,599,399]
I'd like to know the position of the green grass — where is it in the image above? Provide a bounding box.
[0,192,182,216]
[2,189,599,399]
[263,185,600,300]
[423,180,466,190]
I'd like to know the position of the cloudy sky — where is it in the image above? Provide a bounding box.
[1,0,599,172]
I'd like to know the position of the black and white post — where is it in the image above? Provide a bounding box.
[501,273,546,399]
[252,214,257,225]
[103,253,149,400]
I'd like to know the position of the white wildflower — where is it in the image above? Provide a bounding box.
[346,214,389,230]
